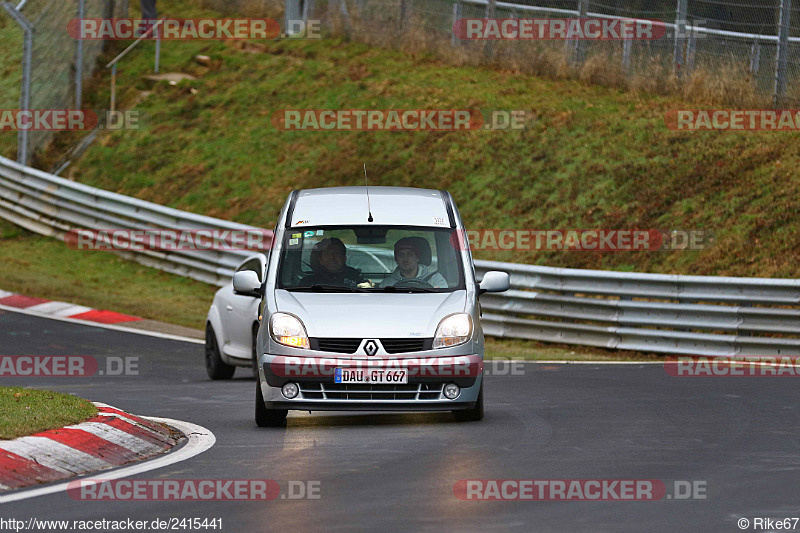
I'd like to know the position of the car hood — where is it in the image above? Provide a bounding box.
[274,290,466,338]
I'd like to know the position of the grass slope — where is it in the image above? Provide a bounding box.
[0,220,215,329]
[48,0,800,278]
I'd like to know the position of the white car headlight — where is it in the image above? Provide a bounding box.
[433,313,472,349]
[270,313,309,349]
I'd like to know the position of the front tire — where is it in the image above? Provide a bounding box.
[255,381,288,427]
[454,381,484,422]
[251,324,260,378]
[205,324,235,380]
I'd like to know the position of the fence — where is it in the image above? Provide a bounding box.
[1,0,129,167]
[287,0,800,106]
[1,153,799,356]
[4,0,798,165]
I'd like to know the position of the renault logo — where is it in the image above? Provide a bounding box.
[364,340,379,356]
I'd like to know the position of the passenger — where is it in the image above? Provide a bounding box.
[380,237,447,288]
[299,238,364,288]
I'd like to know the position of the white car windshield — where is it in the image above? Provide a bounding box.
[277,226,465,292]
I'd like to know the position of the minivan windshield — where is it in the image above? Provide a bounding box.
[277,226,465,293]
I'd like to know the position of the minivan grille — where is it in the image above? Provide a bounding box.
[298,382,444,401]
[309,338,433,354]
[312,338,362,354]
[380,338,432,354]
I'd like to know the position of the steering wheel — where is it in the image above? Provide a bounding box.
[393,278,434,289]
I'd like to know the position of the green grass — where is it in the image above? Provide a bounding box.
[0,387,97,440]
[4,0,800,278]
[35,0,796,279]
[0,220,215,329]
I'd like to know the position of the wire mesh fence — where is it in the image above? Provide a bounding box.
[1,0,128,165]
[199,0,283,16]
[288,0,800,106]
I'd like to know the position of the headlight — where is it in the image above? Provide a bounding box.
[270,313,309,349]
[433,313,472,349]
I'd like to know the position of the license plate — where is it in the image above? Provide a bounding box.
[334,368,408,384]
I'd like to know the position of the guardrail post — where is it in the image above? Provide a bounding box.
[451,1,462,47]
[154,25,161,73]
[286,0,301,32]
[110,64,117,113]
[400,0,412,29]
[773,0,791,107]
[686,23,696,72]
[750,40,761,77]
[574,0,588,65]
[673,0,687,77]
[329,0,352,34]
[1,2,33,166]
[75,0,85,109]
[484,0,497,59]
[622,36,632,73]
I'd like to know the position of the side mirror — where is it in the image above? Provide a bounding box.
[233,270,262,298]
[479,271,510,294]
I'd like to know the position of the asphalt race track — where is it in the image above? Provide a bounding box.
[2,308,799,532]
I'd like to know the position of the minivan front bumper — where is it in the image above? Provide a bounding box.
[259,353,482,411]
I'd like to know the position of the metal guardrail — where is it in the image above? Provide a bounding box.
[1,153,799,356]
[0,155,256,286]
[475,261,800,356]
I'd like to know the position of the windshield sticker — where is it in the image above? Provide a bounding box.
[288,238,300,246]
[291,233,302,239]
[304,231,315,238]
[316,230,324,236]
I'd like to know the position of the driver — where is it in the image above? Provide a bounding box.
[380,237,447,289]
[300,238,364,288]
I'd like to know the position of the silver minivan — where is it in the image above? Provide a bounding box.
[231,187,510,426]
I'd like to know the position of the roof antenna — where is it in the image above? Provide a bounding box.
[364,163,374,222]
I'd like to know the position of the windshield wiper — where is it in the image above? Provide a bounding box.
[381,286,439,293]
[287,284,370,293]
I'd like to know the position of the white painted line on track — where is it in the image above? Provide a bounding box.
[0,303,204,345]
[0,418,215,504]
